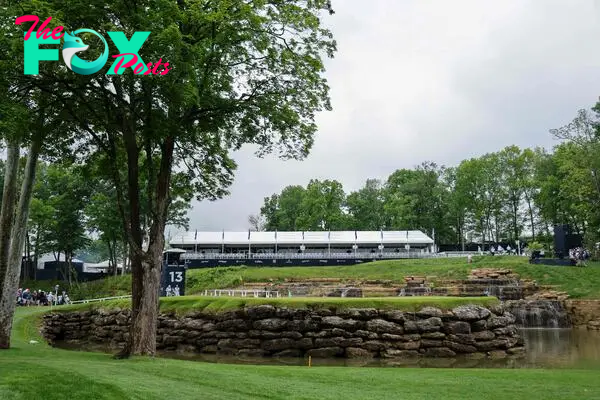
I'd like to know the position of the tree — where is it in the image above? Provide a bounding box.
[383,162,450,241]
[345,179,385,230]
[261,186,307,230]
[0,91,65,348]
[260,194,281,231]
[248,214,266,231]
[9,0,336,356]
[296,179,346,230]
[454,154,504,247]
[548,107,600,243]
[498,146,528,241]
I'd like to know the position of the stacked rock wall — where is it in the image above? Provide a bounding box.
[565,300,600,330]
[42,304,524,359]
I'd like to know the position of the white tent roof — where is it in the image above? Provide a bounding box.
[170,230,434,246]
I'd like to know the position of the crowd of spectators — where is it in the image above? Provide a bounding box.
[16,288,71,306]
[569,247,590,266]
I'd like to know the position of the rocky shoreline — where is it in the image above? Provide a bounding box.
[42,304,525,359]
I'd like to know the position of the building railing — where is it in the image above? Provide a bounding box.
[180,251,466,260]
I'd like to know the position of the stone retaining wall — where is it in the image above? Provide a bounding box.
[42,304,525,359]
[565,300,600,330]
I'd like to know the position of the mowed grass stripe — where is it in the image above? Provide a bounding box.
[2,307,600,399]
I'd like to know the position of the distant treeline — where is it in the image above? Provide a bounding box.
[251,102,600,249]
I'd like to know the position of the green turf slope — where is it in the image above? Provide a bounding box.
[0,307,599,400]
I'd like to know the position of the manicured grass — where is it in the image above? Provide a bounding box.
[55,295,500,315]
[29,256,600,300]
[184,256,600,298]
[1,307,599,400]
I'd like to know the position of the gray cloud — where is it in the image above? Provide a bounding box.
[180,0,600,234]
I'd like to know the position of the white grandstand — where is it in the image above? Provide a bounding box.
[169,230,435,257]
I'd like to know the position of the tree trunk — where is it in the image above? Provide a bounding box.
[117,136,174,358]
[0,136,40,349]
[524,194,536,241]
[122,242,128,276]
[0,140,20,297]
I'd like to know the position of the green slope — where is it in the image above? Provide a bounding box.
[1,307,599,400]
[25,256,600,300]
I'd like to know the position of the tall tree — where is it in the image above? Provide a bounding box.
[384,162,449,241]
[498,146,527,241]
[296,179,346,230]
[9,0,335,356]
[345,179,385,230]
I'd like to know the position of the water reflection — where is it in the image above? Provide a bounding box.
[55,328,600,369]
[520,328,600,368]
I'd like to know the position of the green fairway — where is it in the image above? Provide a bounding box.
[1,307,600,400]
[51,256,600,300]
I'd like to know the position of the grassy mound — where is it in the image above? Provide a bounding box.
[25,256,600,300]
[1,307,599,399]
[55,295,499,315]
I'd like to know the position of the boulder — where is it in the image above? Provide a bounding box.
[337,308,378,320]
[252,318,288,331]
[366,319,403,335]
[447,334,476,345]
[452,305,491,321]
[472,331,495,341]
[346,347,375,358]
[474,339,509,352]
[315,337,345,348]
[287,319,319,332]
[353,330,378,340]
[280,331,303,340]
[183,319,206,331]
[416,307,443,318]
[218,338,260,350]
[380,333,403,341]
[420,339,443,348]
[321,316,360,331]
[294,338,314,350]
[470,320,487,332]
[273,349,302,357]
[308,347,344,357]
[382,310,405,323]
[443,341,477,354]
[423,347,456,357]
[444,321,471,335]
[421,332,446,340]
[493,326,517,337]
[340,338,363,347]
[215,319,250,331]
[362,340,388,352]
[489,303,505,316]
[261,338,295,352]
[381,349,420,358]
[390,341,420,351]
[415,317,443,333]
[246,305,276,320]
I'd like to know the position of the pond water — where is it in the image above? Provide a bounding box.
[56,328,600,369]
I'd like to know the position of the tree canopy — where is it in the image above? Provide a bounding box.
[255,101,600,250]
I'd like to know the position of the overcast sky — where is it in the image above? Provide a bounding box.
[178,0,600,236]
